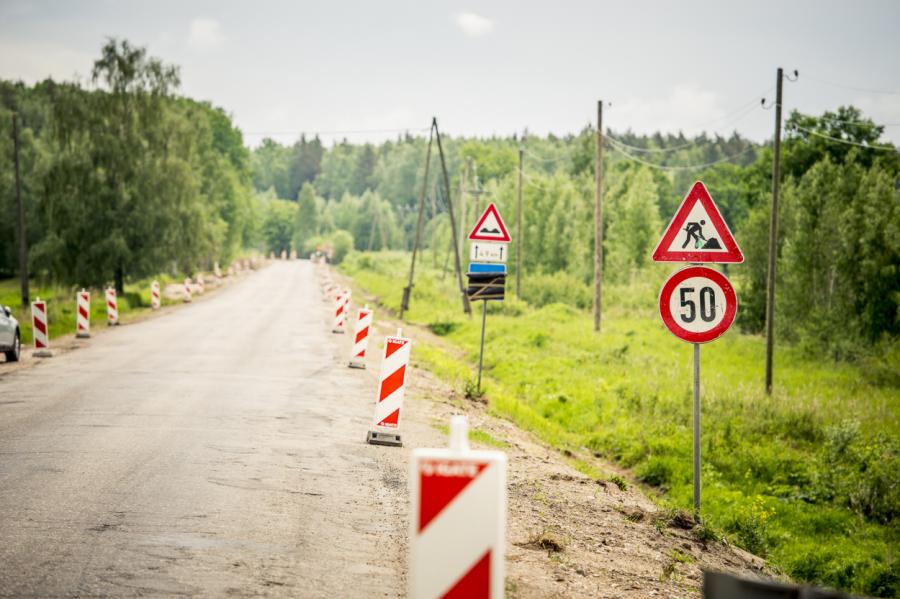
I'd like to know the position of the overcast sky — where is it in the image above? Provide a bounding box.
[2,0,899,146]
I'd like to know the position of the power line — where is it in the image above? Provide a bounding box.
[802,74,900,96]
[789,124,898,152]
[242,127,431,137]
[605,136,756,171]
[790,112,900,128]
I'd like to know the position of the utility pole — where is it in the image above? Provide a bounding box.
[433,117,471,315]
[459,158,470,259]
[400,124,433,319]
[764,68,784,395]
[516,145,524,297]
[593,100,604,333]
[12,113,29,307]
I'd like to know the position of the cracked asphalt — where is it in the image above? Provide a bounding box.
[0,261,406,597]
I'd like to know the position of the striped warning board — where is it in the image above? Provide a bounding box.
[183,278,192,303]
[76,290,90,338]
[367,333,410,446]
[105,288,119,325]
[410,417,507,598]
[349,306,372,369]
[150,280,161,310]
[31,298,52,357]
[332,290,349,333]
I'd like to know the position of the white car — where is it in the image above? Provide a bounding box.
[0,305,21,362]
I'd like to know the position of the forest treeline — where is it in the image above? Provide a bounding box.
[1,40,897,360]
[0,39,257,293]
[252,108,898,361]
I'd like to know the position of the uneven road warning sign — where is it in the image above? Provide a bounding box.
[659,266,737,343]
[468,203,511,242]
[652,181,743,263]
[367,331,410,447]
[410,415,507,599]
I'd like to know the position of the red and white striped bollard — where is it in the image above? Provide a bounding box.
[332,290,348,334]
[31,298,52,357]
[366,328,410,446]
[196,274,205,295]
[409,415,507,599]
[150,280,161,310]
[105,288,118,326]
[348,305,372,369]
[76,289,90,338]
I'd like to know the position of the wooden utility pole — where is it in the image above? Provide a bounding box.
[764,68,784,395]
[400,125,434,319]
[516,146,524,297]
[433,117,471,315]
[593,101,604,332]
[459,158,471,258]
[12,113,29,307]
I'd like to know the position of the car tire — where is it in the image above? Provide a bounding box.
[4,330,20,362]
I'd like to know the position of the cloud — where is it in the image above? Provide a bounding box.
[455,12,494,37]
[188,18,224,51]
[613,85,728,136]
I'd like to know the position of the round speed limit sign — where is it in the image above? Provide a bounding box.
[659,266,737,343]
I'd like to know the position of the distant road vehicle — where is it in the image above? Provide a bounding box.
[0,305,21,362]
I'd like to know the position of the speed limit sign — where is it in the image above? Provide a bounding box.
[659,266,737,343]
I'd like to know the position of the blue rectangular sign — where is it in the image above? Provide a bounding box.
[468,262,507,274]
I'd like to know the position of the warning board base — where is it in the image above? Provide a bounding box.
[331,328,345,334]
[33,350,53,358]
[75,332,90,339]
[366,430,402,447]
[348,360,366,369]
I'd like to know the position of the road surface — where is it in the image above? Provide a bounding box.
[0,262,405,597]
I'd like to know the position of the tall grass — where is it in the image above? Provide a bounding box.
[341,251,899,597]
[0,273,185,344]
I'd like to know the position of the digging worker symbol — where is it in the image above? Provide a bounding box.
[682,220,707,249]
[682,219,722,250]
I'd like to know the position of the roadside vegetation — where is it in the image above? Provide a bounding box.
[0,272,215,344]
[342,251,898,597]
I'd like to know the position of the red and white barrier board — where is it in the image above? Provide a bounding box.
[410,416,507,599]
[183,278,192,303]
[76,289,90,338]
[31,298,52,357]
[332,290,349,333]
[105,288,118,326]
[366,330,410,446]
[196,274,205,295]
[150,280,161,310]
[348,306,372,369]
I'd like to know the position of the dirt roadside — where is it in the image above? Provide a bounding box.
[321,263,777,598]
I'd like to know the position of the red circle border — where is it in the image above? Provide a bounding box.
[658,266,737,343]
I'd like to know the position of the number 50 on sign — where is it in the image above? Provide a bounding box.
[659,266,737,344]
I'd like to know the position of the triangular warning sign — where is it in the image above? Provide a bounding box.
[652,181,743,263]
[468,203,511,242]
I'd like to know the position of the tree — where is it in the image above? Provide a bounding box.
[293,182,319,252]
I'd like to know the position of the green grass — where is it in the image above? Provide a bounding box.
[341,250,899,597]
[1,273,190,345]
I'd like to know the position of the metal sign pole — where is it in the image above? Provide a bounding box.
[477,300,487,394]
[693,342,701,518]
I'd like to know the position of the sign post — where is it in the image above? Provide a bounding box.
[466,203,511,396]
[653,182,742,518]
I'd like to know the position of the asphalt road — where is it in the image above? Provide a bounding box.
[0,261,405,597]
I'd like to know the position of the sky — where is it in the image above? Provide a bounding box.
[2,0,899,147]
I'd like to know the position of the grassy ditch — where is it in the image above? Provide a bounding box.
[341,250,899,597]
